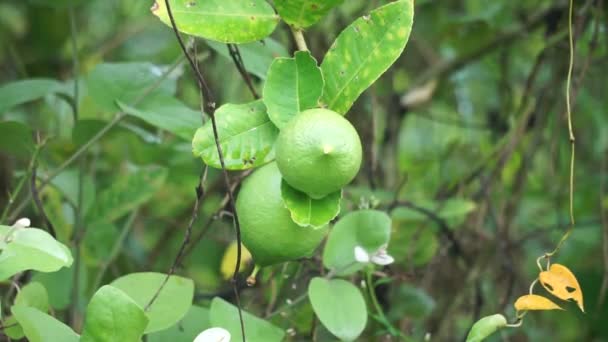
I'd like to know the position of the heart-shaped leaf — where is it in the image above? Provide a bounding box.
[81,286,148,342]
[308,277,367,341]
[210,297,285,342]
[192,100,279,170]
[152,0,279,43]
[15,282,49,312]
[0,226,73,280]
[110,272,194,333]
[281,180,341,228]
[263,51,324,129]
[320,0,414,114]
[11,306,79,342]
[274,0,344,28]
[322,210,391,275]
[466,314,507,342]
[539,263,584,312]
[514,294,562,312]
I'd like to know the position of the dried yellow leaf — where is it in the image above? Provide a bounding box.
[514,294,563,312]
[539,263,584,312]
[220,241,252,280]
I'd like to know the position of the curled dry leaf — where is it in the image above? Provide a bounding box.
[514,294,563,312]
[539,263,584,312]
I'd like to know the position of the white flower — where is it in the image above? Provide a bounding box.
[193,327,231,342]
[353,244,394,266]
[13,218,31,229]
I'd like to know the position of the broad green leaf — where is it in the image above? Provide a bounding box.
[320,0,414,114]
[210,297,285,342]
[81,286,149,342]
[514,294,562,312]
[11,306,79,342]
[86,62,176,112]
[192,100,279,170]
[0,79,68,113]
[110,272,194,333]
[86,166,168,223]
[281,180,341,228]
[322,210,391,275]
[15,282,49,312]
[308,277,367,341]
[0,226,73,280]
[275,0,344,28]
[0,121,35,159]
[539,263,585,312]
[205,38,288,79]
[31,266,85,310]
[466,314,507,342]
[118,97,201,141]
[152,0,279,44]
[148,306,210,342]
[40,187,73,244]
[263,51,324,129]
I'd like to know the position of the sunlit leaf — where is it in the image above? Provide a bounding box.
[281,180,341,228]
[275,0,344,28]
[209,297,285,341]
[220,242,252,280]
[466,314,507,342]
[15,282,49,313]
[514,294,562,312]
[11,306,79,342]
[539,263,584,312]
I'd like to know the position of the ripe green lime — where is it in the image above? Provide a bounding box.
[275,108,362,199]
[235,162,328,266]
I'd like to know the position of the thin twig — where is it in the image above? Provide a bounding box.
[227,44,259,99]
[291,27,309,51]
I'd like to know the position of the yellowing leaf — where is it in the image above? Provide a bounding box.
[514,294,562,312]
[220,242,252,279]
[539,263,584,312]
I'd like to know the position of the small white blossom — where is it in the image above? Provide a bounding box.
[353,244,394,266]
[354,246,370,263]
[13,218,31,229]
[193,327,231,342]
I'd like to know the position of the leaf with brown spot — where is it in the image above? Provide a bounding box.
[514,294,563,312]
[539,263,585,312]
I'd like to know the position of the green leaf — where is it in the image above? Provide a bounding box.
[210,297,285,342]
[11,306,79,342]
[86,166,168,223]
[0,79,69,113]
[322,210,391,275]
[118,97,201,141]
[281,180,341,228]
[320,0,414,114]
[87,62,176,112]
[0,226,73,280]
[110,272,194,334]
[192,100,279,170]
[81,286,149,342]
[263,51,324,129]
[466,314,508,342]
[275,0,344,28]
[308,277,367,341]
[0,121,35,159]
[148,306,210,342]
[152,0,279,44]
[14,282,49,312]
[205,38,288,80]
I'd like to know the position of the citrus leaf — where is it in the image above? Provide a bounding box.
[192,100,279,170]
[110,272,194,333]
[15,282,49,313]
[210,297,285,342]
[220,242,252,279]
[152,0,279,44]
[148,306,211,342]
[466,314,507,342]
[322,210,391,275]
[0,226,73,280]
[320,0,414,114]
[274,0,344,28]
[514,294,562,312]
[11,306,79,342]
[263,51,324,129]
[0,79,69,113]
[539,263,585,312]
[80,286,148,342]
[281,180,341,228]
[308,277,367,341]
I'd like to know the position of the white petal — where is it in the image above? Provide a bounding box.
[193,327,231,342]
[13,218,31,228]
[354,246,370,263]
[371,253,394,266]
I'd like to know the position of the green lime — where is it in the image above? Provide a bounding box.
[275,108,362,199]
[235,162,328,266]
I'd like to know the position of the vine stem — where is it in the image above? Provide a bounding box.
[291,27,309,51]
